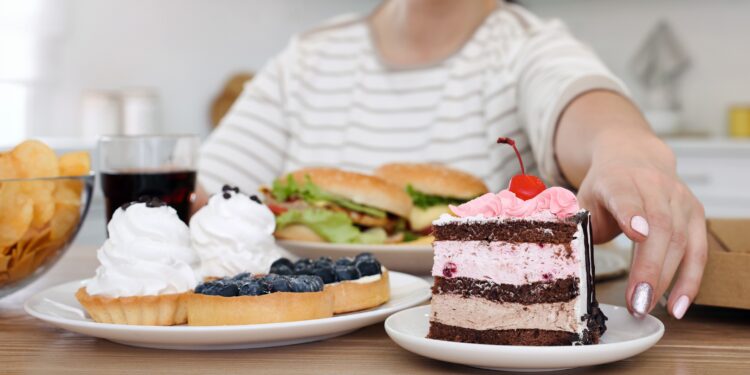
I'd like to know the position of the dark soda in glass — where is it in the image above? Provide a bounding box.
[101,170,196,224]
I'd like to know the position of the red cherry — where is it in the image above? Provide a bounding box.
[497,137,547,200]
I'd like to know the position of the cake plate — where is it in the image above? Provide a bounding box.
[385,304,664,372]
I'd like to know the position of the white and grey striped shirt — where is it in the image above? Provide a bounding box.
[198,3,626,195]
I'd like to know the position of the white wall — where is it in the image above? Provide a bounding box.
[522,0,750,136]
[28,0,749,139]
[31,0,379,139]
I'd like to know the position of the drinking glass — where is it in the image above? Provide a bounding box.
[98,134,199,226]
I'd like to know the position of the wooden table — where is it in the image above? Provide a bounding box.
[2,245,749,375]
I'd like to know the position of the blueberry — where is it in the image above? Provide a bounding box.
[270,264,294,276]
[289,275,325,292]
[334,264,361,281]
[238,280,263,296]
[294,262,314,275]
[198,281,239,297]
[194,283,208,294]
[315,256,333,266]
[271,258,294,270]
[231,272,252,281]
[355,258,382,277]
[295,258,313,267]
[311,265,336,284]
[355,252,374,262]
[270,276,292,292]
[335,257,353,266]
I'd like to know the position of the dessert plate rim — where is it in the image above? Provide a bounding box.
[384,304,664,372]
[24,271,431,350]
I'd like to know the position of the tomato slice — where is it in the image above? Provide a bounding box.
[267,203,288,215]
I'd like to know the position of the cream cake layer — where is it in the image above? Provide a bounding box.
[431,294,581,332]
[432,240,580,285]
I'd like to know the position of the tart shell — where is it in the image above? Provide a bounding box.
[187,289,334,326]
[75,287,188,326]
[327,269,390,314]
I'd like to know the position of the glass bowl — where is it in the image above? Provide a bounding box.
[0,173,94,298]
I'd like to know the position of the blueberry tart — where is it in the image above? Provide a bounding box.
[187,273,334,325]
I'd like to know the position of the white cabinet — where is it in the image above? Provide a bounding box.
[667,139,750,218]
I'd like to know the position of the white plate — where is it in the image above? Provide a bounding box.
[25,272,430,350]
[278,240,433,274]
[385,304,664,372]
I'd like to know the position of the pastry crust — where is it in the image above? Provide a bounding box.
[327,269,390,314]
[75,287,188,326]
[186,289,334,326]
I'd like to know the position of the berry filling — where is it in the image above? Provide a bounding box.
[270,252,383,284]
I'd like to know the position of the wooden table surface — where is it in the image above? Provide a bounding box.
[2,245,749,375]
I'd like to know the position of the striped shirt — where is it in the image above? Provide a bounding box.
[198,3,627,195]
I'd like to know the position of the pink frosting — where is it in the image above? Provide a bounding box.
[432,241,581,285]
[449,187,579,219]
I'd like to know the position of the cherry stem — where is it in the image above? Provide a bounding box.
[497,137,525,175]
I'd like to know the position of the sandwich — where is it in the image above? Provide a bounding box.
[374,163,488,234]
[262,168,412,244]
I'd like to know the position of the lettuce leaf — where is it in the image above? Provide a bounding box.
[276,208,386,244]
[406,184,467,209]
[272,175,387,218]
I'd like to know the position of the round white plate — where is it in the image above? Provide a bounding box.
[278,240,433,275]
[385,304,664,372]
[25,272,430,350]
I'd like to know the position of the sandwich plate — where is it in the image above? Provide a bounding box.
[385,304,664,372]
[25,271,430,350]
[278,240,433,275]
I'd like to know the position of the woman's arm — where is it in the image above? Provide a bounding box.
[555,90,707,320]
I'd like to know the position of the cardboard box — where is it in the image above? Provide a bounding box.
[693,219,750,310]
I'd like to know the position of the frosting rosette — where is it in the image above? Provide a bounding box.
[449,187,579,219]
[190,188,284,278]
[85,202,198,298]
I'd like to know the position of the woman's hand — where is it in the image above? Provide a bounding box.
[576,134,707,319]
[555,90,707,319]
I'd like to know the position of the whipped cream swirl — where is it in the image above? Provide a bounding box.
[86,203,198,297]
[190,189,283,278]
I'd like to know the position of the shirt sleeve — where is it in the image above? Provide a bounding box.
[512,15,629,187]
[197,46,293,195]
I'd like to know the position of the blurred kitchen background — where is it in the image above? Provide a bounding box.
[1,0,749,246]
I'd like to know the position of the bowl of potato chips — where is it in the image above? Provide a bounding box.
[0,140,94,298]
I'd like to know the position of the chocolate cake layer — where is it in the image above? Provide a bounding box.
[433,276,579,304]
[433,220,577,243]
[428,322,588,346]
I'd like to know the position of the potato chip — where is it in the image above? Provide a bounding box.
[0,183,34,247]
[10,140,59,178]
[58,151,91,177]
[53,181,81,205]
[50,204,80,241]
[0,153,18,180]
[17,180,56,228]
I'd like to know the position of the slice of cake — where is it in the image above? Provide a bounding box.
[427,137,606,346]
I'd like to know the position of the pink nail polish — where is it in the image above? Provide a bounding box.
[672,295,690,319]
[631,282,653,318]
[631,216,649,237]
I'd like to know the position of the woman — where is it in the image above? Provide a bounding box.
[196,0,706,321]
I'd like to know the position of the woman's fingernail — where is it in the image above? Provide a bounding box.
[632,282,653,318]
[672,295,690,319]
[631,216,649,237]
